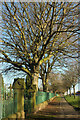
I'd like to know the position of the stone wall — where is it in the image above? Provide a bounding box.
[1,111,25,120]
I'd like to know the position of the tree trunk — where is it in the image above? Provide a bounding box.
[33,74,39,92]
[32,65,39,92]
[73,85,75,99]
[26,66,39,113]
[69,88,71,97]
[30,71,39,113]
[67,90,68,96]
[43,78,48,92]
[43,84,47,92]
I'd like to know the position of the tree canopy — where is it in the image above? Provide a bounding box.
[0,2,79,90]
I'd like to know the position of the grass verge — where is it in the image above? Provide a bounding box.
[64,95,80,112]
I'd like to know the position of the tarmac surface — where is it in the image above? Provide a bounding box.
[27,96,80,120]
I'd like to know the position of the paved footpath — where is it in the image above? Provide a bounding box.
[28,97,80,119]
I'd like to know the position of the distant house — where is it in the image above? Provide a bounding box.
[72,91,80,95]
[76,91,80,95]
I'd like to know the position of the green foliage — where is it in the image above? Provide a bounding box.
[27,85,36,93]
[13,78,25,89]
[26,75,32,90]
[25,75,36,98]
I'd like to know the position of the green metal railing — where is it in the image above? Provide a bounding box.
[1,90,56,119]
[24,91,55,115]
[0,99,17,119]
[0,100,3,120]
[0,88,17,119]
[36,91,55,105]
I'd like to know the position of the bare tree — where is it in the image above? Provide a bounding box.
[48,72,64,94]
[62,64,78,98]
[68,65,78,98]
[40,59,55,92]
[40,53,65,92]
[40,51,78,92]
[0,2,79,91]
[62,73,72,96]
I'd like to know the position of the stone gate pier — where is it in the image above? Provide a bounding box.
[12,78,26,119]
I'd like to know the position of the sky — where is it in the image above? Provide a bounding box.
[0,2,79,93]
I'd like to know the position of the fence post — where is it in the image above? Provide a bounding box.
[8,84,12,98]
[0,77,2,120]
[12,78,26,118]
